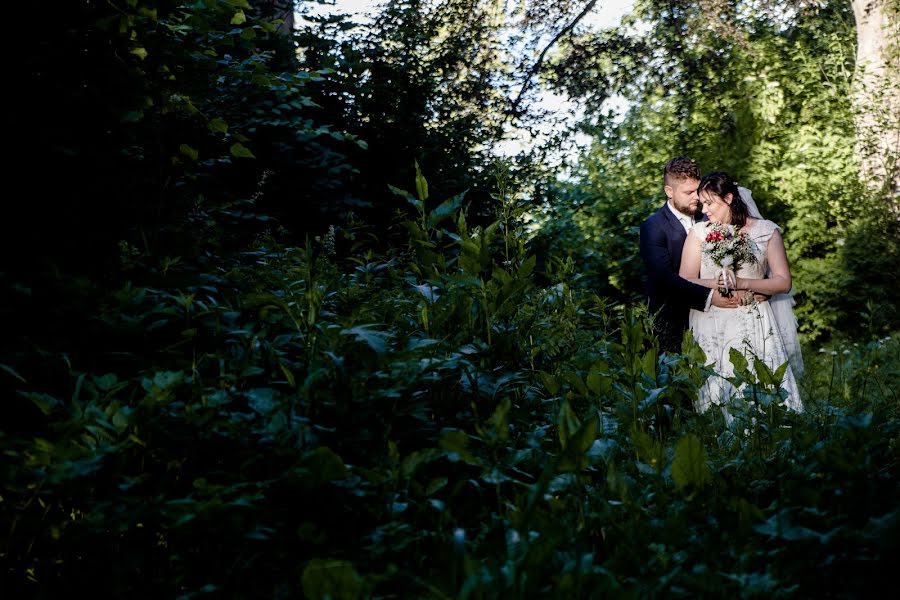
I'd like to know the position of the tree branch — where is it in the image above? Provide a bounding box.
[507,0,600,121]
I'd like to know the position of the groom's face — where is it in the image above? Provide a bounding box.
[665,177,700,217]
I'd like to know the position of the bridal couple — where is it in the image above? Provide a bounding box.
[639,156,804,417]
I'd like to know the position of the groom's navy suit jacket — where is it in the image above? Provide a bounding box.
[639,202,711,352]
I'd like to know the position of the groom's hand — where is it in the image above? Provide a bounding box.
[711,289,740,308]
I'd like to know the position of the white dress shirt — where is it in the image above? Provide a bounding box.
[666,201,694,233]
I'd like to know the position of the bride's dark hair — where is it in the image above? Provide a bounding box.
[698,172,749,228]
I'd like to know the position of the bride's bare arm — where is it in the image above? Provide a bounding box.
[734,229,792,295]
[679,230,719,288]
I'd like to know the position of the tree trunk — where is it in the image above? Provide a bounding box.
[851,0,900,200]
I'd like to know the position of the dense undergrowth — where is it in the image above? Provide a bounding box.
[2,170,897,599]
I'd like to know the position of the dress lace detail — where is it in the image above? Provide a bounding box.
[688,219,802,420]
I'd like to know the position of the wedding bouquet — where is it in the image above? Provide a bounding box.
[701,223,757,297]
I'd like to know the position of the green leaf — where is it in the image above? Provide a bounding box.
[179,144,198,160]
[638,387,665,412]
[729,347,749,377]
[754,359,775,386]
[641,348,657,379]
[773,360,789,385]
[388,184,422,211]
[0,363,27,384]
[426,477,448,496]
[490,397,511,442]
[427,190,467,229]
[631,428,662,466]
[246,388,278,414]
[303,447,348,484]
[563,372,587,396]
[339,325,392,354]
[231,10,247,25]
[22,392,60,416]
[208,118,228,134]
[586,363,611,395]
[400,448,440,477]
[121,110,144,123]
[439,429,475,464]
[130,47,148,60]
[754,509,824,541]
[230,142,256,158]
[672,434,712,492]
[301,559,364,600]
[518,255,536,279]
[279,363,296,388]
[559,417,598,472]
[414,160,429,201]
[93,373,118,391]
[557,399,581,450]
[539,371,560,396]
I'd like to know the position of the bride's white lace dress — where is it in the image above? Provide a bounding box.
[688,219,803,417]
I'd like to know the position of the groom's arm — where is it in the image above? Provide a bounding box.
[639,219,711,311]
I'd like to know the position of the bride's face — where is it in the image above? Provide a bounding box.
[700,190,733,223]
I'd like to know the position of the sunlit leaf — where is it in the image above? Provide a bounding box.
[414,160,429,201]
[230,142,256,158]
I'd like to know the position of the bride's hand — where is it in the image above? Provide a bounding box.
[717,270,736,289]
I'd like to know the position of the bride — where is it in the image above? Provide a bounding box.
[678,172,803,418]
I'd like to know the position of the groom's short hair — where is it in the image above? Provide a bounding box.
[663,157,701,186]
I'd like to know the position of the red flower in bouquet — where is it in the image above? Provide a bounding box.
[701,223,758,297]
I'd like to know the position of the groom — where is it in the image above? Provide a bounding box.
[639,156,738,352]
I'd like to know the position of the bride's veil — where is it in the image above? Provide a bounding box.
[739,187,804,377]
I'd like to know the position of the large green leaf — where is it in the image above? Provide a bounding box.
[427,190,467,229]
[672,434,711,492]
[729,347,750,377]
